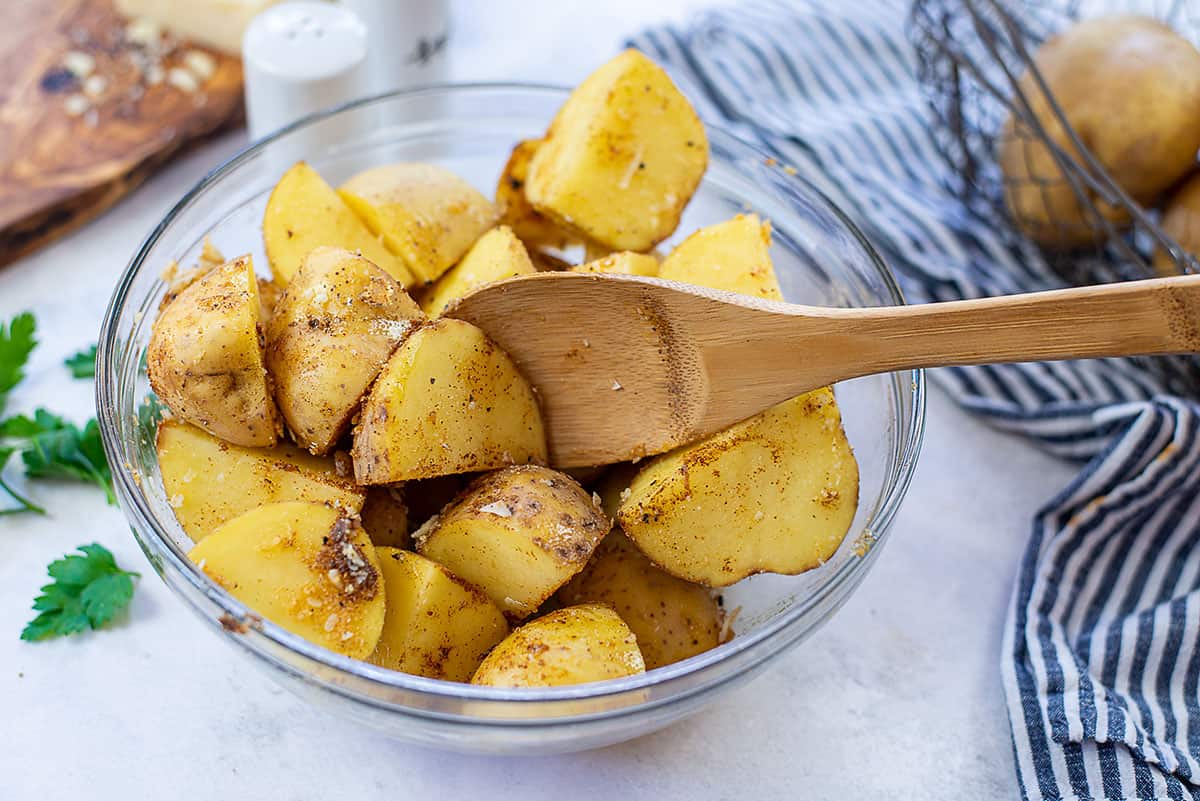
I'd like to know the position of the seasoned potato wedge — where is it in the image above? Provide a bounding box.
[616,388,858,586]
[571,250,659,277]
[189,501,385,659]
[352,318,548,483]
[557,531,723,669]
[148,255,280,447]
[263,162,413,287]
[157,420,364,541]
[360,487,410,549]
[265,247,424,454]
[416,466,609,618]
[658,214,781,300]
[471,604,645,687]
[369,548,509,681]
[419,226,536,317]
[496,139,578,249]
[338,163,498,284]
[526,49,708,251]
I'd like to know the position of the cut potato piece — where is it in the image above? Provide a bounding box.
[360,487,410,549]
[415,466,609,618]
[529,250,573,271]
[189,501,385,659]
[369,548,508,681]
[148,255,280,447]
[471,604,645,687]
[496,139,577,249]
[352,318,547,483]
[558,531,723,669]
[419,226,536,317]
[526,49,708,251]
[263,162,413,287]
[157,420,364,542]
[571,251,659,277]
[265,247,424,454]
[338,163,497,284]
[658,214,781,300]
[617,388,858,586]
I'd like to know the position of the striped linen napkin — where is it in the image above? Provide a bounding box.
[631,2,1200,798]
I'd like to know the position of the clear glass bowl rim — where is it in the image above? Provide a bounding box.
[95,82,927,714]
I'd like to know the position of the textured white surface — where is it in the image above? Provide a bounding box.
[0,2,1076,798]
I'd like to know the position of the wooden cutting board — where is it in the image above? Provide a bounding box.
[0,0,245,267]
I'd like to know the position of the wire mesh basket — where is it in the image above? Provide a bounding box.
[909,0,1200,286]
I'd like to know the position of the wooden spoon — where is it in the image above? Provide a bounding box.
[447,271,1200,467]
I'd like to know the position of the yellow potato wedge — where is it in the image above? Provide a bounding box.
[471,604,645,687]
[262,162,413,287]
[415,466,609,618]
[147,254,280,447]
[369,548,508,681]
[658,214,781,300]
[419,226,536,317]
[157,419,364,542]
[360,487,410,549]
[526,49,708,251]
[352,318,547,483]
[189,501,385,659]
[570,250,659,277]
[616,388,858,586]
[338,163,498,284]
[264,247,424,454]
[496,139,578,249]
[558,531,724,669]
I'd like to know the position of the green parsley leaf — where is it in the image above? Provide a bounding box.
[64,345,97,379]
[21,544,138,641]
[0,313,36,415]
[0,410,115,505]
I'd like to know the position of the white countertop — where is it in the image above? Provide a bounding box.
[0,2,1078,798]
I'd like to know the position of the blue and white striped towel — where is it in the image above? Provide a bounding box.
[632,2,1200,798]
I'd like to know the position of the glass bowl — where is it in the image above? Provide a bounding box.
[96,84,925,755]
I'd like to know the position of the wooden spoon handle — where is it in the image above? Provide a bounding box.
[813,274,1200,380]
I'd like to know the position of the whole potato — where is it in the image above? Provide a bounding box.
[999,15,1200,248]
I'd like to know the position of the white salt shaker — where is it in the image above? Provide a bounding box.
[242,1,369,150]
[340,0,450,93]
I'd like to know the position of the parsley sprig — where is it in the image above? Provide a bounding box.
[21,544,138,641]
[0,317,114,512]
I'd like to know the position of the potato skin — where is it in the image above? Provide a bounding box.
[418,226,536,317]
[351,318,548,483]
[265,247,424,455]
[157,419,364,541]
[658,214,780,299]
[415,465,610,618]
[616,388,859,587]
[189,501,386,659]
[369,548,508,681]
[526,49,708,252]
[148,254,281,447]
[471,604,645,687]
[557,531,724,670]
[999,16,1200,247]
[263,162,414,287]
[338,163,498,284]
